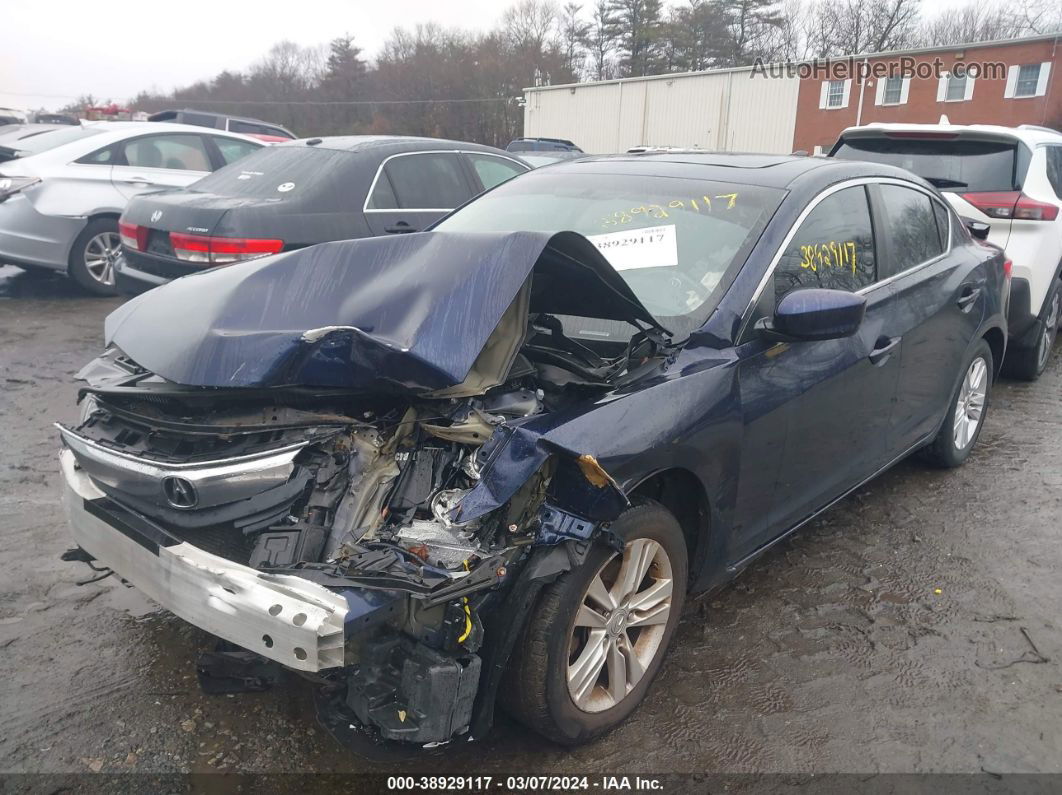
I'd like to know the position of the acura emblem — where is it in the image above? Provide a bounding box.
[150,209,163,223]
[163,476,197,509]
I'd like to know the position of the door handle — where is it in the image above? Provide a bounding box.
[120,177,153,186]
[956,284,982,312]
[868,335,901,365]
[384,221,417,234]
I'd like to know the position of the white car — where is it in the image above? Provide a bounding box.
[832,122,1062,380]
[0,122,262,294]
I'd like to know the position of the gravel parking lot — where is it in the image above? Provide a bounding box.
[1,263,1061,778]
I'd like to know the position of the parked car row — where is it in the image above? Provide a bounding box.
[0,123,531,295]
[58,150,1015,752]
[0,122,265,293]
[115,136,530,293]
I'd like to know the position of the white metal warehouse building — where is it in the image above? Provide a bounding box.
[522,65,801,154]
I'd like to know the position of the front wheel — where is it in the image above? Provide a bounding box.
[502,501,687,745]
[68,218,121,296]
[920,339,993,469]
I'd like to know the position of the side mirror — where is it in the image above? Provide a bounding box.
[962,217,990,241]
[759,288,866,342]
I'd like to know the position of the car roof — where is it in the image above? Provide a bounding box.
[839,122,1062,146]
[0,123,67,142]
[548,151,922,190]
[7,121,263,165]
[148,109,295,135]
[277,135,522,158]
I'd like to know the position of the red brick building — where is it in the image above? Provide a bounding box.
[793,34,1061,154]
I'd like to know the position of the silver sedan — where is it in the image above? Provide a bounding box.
[0,122,262,294]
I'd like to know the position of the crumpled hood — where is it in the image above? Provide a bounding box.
[104,230,663,392]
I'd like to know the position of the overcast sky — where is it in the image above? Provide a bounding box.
[0,0,507,111]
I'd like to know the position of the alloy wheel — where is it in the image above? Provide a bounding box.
[83,231,122,287]
[566,538,674,713]
[1037,292,1060,372]
[953,356,988,451]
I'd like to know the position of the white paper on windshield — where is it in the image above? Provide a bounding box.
[586,225,678,271]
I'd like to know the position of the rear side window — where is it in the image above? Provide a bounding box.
[368,152,470,210]
[213,136,260,166]
[228,120,289,137]
[774,186,877,301]
[466,153,527,190]
[178,112,220,129]
[879,185,945,273]
[833,138,1025,192]
[1047,147,1062,200]
[187,146,347,204]
[76,144,120,165]
[124,134,211,171]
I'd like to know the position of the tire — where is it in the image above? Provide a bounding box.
[67,218,121,296]
[502,500,688,746]
[919,339,993,469]
[1004,283,1059,382]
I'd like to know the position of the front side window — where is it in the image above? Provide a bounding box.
[433,170,785,337]
[466,153,527,190]
[1015,63,1041,97]
[882,76,903,104]
[945,73,968,101]
[124,134,211,172]
[774,186,876,303]
[879,185,945,273]
[368,152,470,210]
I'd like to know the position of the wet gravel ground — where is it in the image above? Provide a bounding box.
[1,263,1061,779]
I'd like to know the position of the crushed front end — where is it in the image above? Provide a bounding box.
[57,231,673,749]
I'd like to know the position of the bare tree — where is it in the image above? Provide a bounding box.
[504,0,560,52]
[583,0,619,80]
[721,0,785,64]
[560,3,592,78]
[915,0,1061,45]
[807,0,921,56]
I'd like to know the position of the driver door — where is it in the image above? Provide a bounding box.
[733,185,902,558]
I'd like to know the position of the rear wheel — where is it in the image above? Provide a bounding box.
[68,218,121,296]
[502,501,687,745]
[1005,284,1059,381]
[920,339,992,468]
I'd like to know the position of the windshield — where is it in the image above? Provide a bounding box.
[18,125,102,155]
[833,137,1026,191]
[187,145,345,202]
[434,169,784,335]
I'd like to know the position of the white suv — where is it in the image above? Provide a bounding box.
[831,123,1062,380]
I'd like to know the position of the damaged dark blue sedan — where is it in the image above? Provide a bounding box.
[58,153,1008,750]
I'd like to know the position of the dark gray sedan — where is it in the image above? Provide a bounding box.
[116,136,530,293]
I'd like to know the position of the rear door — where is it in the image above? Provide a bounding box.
[871,181,985,449]
[111,133,215,199]
[363,151,476,236]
